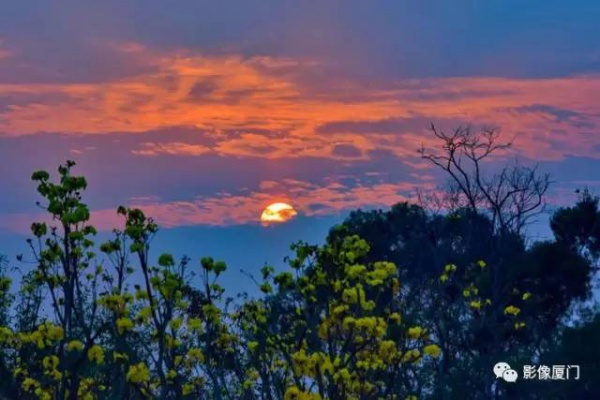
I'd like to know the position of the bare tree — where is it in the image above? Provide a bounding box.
[418,124,551,236]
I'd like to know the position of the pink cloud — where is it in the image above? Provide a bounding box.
[131,142,211,156]
[0,43,598,164]
[0,179,433,234]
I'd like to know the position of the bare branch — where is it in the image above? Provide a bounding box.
[420,124,550,235]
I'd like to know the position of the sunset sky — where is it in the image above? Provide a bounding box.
[1,1,600,294]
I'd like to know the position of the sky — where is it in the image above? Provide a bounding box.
[1,0,600,295]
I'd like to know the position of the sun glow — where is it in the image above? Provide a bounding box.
[260,202,298,225]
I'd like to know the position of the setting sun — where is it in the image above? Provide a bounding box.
[260,202,298,225]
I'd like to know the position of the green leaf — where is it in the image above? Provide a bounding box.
[201,257,214,271]
[31,170,50,181]
[158,253,175,267]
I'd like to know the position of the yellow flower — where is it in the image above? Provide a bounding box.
[284,386,301,399]
[470,300,481,310]
[439,274,449,283]
[113,352,129,362]
[407,326,424,339]
[332,280,342,292]
[423,344,441,358]
[374,261,397,275]
[504,305,521,316]
[522,292,532,300]
[134,308,150,324]
[248,341,259,353]
[444,264,457,273]
[48,369,62,380]
[291,349,310,375]
[187,348,205,363]
[66,340,84,352]
[392,278,401,294]
[389,312,401,323]
[514,322,526,330]
[22,377,38,391]
[246,368,260,381]
[284,386,321,400]
[334,368,351,383]
[169,317,183,330]
[401,349,421,363]
[331,304,348,316]
[42,355,59,370]
[34,388,49,400]
[360,299,376,311]
[319,356,334,375]
[355,317,387,337]
[342,317,356,331]
[378,340,397,359]
[0,326,12,343]
[188,318,202,331]
[346,264,366,279]
[477,260,486,268]
[341,288,358,304]
[45,324,64,341]
[87,345,104,364]
[126,362,151,383]
[116,317,134,334]
[318,320,330,339]
[463,289,471,297]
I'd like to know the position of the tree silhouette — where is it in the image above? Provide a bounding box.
[0,154,596,399]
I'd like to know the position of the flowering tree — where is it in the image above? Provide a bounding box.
[0,161,528,399]
[233,236,444,399]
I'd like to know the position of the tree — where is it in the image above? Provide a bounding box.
[0,161,527,400]
[551,188,600,266]
[1,156,596,399]
[0,161,237,399]
[322,125,597,398]
[418,125,551,236]
[234,236,518,399]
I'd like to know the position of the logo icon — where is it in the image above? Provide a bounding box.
[494,362,518,382]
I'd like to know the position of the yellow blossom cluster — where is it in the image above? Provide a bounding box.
[19,323,64,350]
[87,345,105,364]
[284,386,323,400]
[504,305,521,316]
[116,317,134,334]
[126,362,151,383]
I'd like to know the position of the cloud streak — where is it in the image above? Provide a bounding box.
[131,142,211,157]
[0,178,431,234]
[0,44,598,164]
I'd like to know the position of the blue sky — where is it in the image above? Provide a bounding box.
[1,0,599,294]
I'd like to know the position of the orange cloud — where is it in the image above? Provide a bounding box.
[0,43,599,164]
[126,179,427,228]
[131,142,211,156]
[0,178,433,234]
